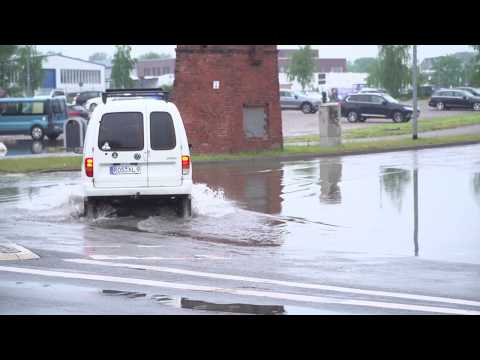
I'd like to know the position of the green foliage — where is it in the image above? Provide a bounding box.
[0,45,44,96]
[15,46,44,96]
[430,55,464,87]
[88,52,110,65]
[111,45,136,89]
[469,45,480,86]
[0,45,18,92]
[137,52,171,60]
[286,45,316,91]
[371,45,411,97]
[348,57,378,73]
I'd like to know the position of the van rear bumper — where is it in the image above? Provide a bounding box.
[84,180,192,198]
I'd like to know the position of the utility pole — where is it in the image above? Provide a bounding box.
[412,45,418,140]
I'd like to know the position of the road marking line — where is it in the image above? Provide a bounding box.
[136,245,165,248]
[88,255,229,261]
[65,258,480,308]
[84,246,122,248]
[0,265,479,315]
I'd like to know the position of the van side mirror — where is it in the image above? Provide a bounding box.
[189,143,193,150]
[382,100,388,105]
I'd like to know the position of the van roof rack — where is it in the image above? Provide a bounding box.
[102,88,169,104]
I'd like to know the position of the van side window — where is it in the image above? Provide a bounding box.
[21,101,46,115]
[1,102,21,116]
[98,112,144,151]
[150,112,176,150]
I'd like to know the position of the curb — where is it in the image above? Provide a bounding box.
[0,243,40,261]
[1,139,480,171]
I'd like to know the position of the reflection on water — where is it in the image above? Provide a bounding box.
[473,173,480,207]
[319,160,342,204]
[0,138,64,157]
[0,145,479,264]
[381,167,411,211]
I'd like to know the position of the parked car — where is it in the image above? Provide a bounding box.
[455,87,480,97]
[0,95,68,140]
[358,88,388,94]
[85,96,101,113]
[340,93,418,123]
[428,89,480,111]
[67,104,90,121]
[82,88,192,218]
[280,90,322,114]
[75,91,103,106]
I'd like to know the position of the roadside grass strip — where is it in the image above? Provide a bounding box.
[1,134,480,172]
[284,114,480,143]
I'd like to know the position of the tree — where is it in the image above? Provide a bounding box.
[137,52,171,60]
[348,57,378,73]
[430,55,464,87]
[286,45,316,91]
[469,45,480,86]
[15,46,44,96]
[111,45,136,89]
[0,45,18,93]
[373,45,411,97]
[89,52,110,65]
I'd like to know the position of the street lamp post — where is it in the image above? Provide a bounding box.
[412,45,418,140]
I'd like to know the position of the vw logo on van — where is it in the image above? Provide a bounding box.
[112,152,118,159]
[134,153,141,160]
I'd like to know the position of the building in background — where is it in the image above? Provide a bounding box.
[136,58,176,78]
[39,54,106,93]
[277,49,347,73]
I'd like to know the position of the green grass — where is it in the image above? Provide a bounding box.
[1,134,480,173]
[344,114,480,139]
[0,156,82,173]
[284,114,480,143]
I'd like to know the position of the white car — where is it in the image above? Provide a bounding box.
[85,96,101,113]
[82,89,192,217]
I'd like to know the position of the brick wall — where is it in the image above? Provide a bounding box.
[172,45,283,154]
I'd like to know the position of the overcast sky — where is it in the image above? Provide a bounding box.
[36,45,473,62]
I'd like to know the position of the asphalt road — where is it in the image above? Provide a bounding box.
[282,100,475,137]
[1,144,479,314]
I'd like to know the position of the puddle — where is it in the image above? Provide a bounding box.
[102,289,147,298]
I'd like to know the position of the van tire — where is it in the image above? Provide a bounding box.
[176,196,192,218]
[31,126,44,140]
[47,134,59,141]
[84,198,97,218]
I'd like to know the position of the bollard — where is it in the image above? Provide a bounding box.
[318,103,341,147]
[64,117,87,152]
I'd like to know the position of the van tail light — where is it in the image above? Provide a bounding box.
[181,155,190,175]
[85,157,94,177]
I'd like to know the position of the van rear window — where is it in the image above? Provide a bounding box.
[98,112,144,151]
[150,112,176,150]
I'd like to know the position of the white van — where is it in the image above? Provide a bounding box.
[81,89,192,217]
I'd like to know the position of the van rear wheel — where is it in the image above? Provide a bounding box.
[84,198,98,218]
[176,196,192,218]
[47,133,59,141]
[31,126,44,140]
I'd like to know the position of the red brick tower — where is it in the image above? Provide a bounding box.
[173,45,283,153]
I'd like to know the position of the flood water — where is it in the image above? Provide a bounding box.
[0,144,479,264]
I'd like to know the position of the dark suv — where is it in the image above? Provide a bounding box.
[340,93,416,123]
[428,89,480,111]
[75,91,103,106]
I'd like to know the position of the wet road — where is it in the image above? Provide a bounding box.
[1,145,480,314]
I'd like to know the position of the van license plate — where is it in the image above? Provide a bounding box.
[110,165,141,175]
